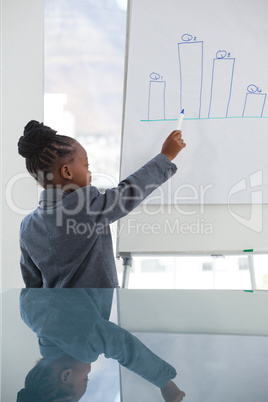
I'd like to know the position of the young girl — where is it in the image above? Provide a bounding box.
[17,288,186,402]
[18,120,186,288]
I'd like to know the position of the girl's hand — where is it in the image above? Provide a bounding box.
[161,130,186,161]
[160,381,186,402]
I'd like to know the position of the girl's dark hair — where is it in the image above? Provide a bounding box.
[16,358,75,402]
[18,120,77,186]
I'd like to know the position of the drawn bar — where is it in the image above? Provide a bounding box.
[242,93,267,117]
[208,58,235,118]
[140,116,268,122]
[178,41,203,118]
[148,81,166,120]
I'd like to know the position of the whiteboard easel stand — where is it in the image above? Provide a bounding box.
[120,253,133,288]
[211,254,225,289]
[119,253,257,289]
[248,254,256,290]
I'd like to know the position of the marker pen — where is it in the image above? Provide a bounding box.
[177,109,184,130]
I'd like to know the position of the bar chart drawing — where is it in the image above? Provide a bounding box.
[178,35,203,118]
[242,85,267,117]
[147,72,166,120]
[208,51,235,118]
[142,36,267,122]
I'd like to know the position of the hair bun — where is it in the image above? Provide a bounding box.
[17,388,39,402]
[18,120,57,158]
[24,120,43,135]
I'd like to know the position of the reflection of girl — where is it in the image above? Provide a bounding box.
[17,289,185,401]
[17,356,91,402]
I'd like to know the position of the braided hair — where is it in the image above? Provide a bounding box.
[18,121,77,187]
[16,358,75,402]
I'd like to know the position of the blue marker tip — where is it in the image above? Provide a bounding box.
[181,109,184,114]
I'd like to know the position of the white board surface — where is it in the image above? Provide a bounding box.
[121,0,268,205]
[117,0,268,255]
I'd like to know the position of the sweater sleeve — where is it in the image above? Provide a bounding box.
[83,153,177,226]
[86,319,177,388]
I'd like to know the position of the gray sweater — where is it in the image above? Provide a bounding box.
[20,154,177,288]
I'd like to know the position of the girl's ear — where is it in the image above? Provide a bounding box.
[60,368,72,384]
[60,164,73,180]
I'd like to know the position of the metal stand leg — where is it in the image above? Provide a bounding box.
[248,255,256,290]
[121,253,133,289]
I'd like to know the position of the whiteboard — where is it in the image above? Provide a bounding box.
[117,0,268,255]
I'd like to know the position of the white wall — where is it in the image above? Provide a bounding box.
[1,0,44,287]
